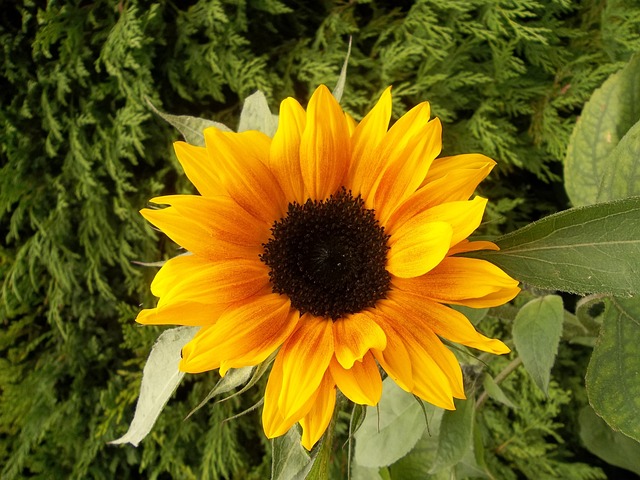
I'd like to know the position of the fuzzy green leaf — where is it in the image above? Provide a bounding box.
[429,397,475,473]
[238,90,279,137]
[513,295,564,395]
[579,406,640,475]
[146,98,232,146]
[354,379,432,468]
[586,297,640,442]
[271,428,311,480]
[185,366,254,420]
[470,196,640,296]
[564,55,640,206]
[109,327,197,446]
[597,119,640,202]
[482,375,517,409]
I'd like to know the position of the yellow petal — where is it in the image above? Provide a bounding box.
[374,118,442,224]
[373,303,456,409]
[359,101,432,207]
[151,254,270,308]
[388,290,510,354]
[330,352,382,405]
[388,197,488,249]
[300,374,337,450]
[393,257,520,308]
[277,314,334,418]
[263,351,321,438]
[424,153,496,185]
[447,239,500,256]
[270,97,307,204]
[173,141,223,197]
[333,312,387,368]
[136,301,221,326]
[348,87,392,194]
[204,128,285,224]
[300,85,350,200]
[179,294,297,374]
[369,312,414,392]
[141,195,267,259]
[387,221,453,278]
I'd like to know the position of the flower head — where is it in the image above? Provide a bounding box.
[138,85,520,450]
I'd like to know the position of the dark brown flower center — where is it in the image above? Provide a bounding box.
[260,189,391,320]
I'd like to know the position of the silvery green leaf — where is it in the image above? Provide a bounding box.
[185,366,254,420]
[238,90,278,137]
[333,37,352,103]
[272,428,312,480]
[354,378,437,468]
[110,326,197,446]
[145,97,232,146]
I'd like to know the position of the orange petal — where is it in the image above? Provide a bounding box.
[300,374,337,450]
[330,352,382,405]
[374,118,442,224]
[418,160,495,206]
[388,290,510,354]
[277,314,334,417]
[270,97,307,204]
[393,257,520,308]
[387,221,453,278]
[373,304,456,409]
[136,301,221,326]
[300,85,350,200]
[369,312,414,392]
[348,87,392,194]
[178,294,297,374]
[141,195,267,259]
[263,351,321,438]
[173,141,223,197]
[151,254,270,308]
[204,128,285,224]
[333,312,387,369]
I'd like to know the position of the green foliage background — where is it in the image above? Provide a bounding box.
[1,0,639,478]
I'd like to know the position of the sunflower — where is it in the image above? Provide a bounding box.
[138,85,520,450]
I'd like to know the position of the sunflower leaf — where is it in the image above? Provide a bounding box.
[332,36,352,103]
[429,397,475,474]
[354,379,435,468]
[586,297,640,442]
[238,90,279,137]
[469,196,640,296]
[109,326,197,446]
[597,119,640,202]
[579,405,640,475]
[271,428,312,480]
[185,366,254,420]
[564,54,640,206]
[512,295,564,395]
[145,97,232,146]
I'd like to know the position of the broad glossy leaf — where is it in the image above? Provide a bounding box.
[110,327,197,446]
[579,406,640,475]
[597,119,640,202]
[586,297,640,442]
[470,196,640,296]
[564,55,640,206]
[429,397,475,473]
[354,379,435,468]
[146,98,232,146]
[271,428,311,480]
[238,90,278,137]
[513,295,564,395]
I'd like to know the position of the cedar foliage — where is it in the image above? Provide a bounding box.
[1,0,639,478]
